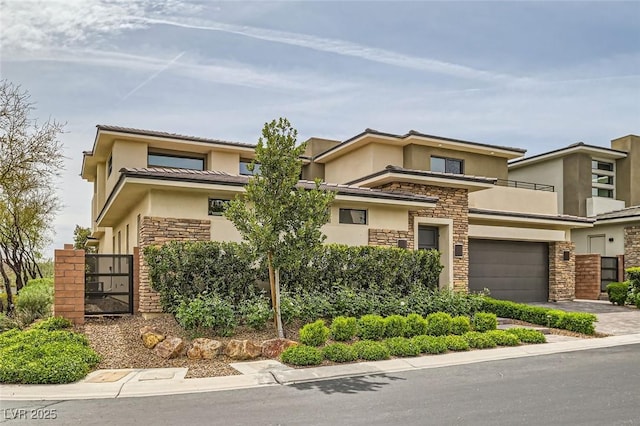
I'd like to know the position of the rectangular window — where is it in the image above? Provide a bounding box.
[208,198,230,215]
[117,231,121,255]
[240,160,261,176]
[136,214,141,246]
[591,159,615,199]
[339,208,367,225]
[148,152,204,170]
[107,155,113,176]
[591,160,614,172]
[592,174,613,185]
[592,188,614,198]
[430,156,463,174]
[125,224,129,255]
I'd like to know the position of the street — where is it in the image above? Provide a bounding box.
[2,344,640,426]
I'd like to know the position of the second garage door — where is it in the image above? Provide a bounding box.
[469,239,549,302]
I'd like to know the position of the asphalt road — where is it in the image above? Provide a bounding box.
[2,344,640,426]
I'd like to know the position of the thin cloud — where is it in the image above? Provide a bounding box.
[122,51,186,100]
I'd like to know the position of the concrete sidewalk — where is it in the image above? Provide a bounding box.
[3,333,640,402]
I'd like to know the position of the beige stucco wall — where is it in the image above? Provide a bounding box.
[324,143,403,183]
[508,158,564,213]
[469,186,558,215]
[208,150,241,174]
[105,140,148,199]
[403,144,509,179]
[572,223,627,256]
[110,194,151,254]
[469,224,567,242]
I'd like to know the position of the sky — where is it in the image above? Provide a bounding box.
[0,0,639,257]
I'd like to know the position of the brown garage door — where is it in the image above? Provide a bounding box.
[469,239,549,302]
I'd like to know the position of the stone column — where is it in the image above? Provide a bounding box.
[54,244,85,325]
[624,226,640,276]
[549,241,575,301]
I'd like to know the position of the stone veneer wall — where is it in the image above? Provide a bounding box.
[138,217,211,313]
[624,226,640,274]
[370,183,469,292]
[574,254,600,300]
[549,241,575,301]
[54,244,85,325]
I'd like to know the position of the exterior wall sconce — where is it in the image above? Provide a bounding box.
[608,237,614,242]
[397,239,408,249]
[454,244,463,257]
[563,251,570,261]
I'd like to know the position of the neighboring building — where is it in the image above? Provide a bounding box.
[509,135,640,295]
[81,125,593,313]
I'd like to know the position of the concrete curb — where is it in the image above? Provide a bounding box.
[2,333,640,401]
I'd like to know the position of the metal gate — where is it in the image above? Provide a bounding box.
[601,257,619,292]
[85,254,133,315]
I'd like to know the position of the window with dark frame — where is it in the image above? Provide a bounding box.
[430,156,464,174]
[208,198,230,215]
[107,155,113,176]
[239,160,261,176]
[590,159,615,199]
[339,208,367,225]
[148,152,205,170]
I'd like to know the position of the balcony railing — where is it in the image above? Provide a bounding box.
[495,179,554,192]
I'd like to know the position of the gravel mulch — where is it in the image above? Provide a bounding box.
[78,315,302,378]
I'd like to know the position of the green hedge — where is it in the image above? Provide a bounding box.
[481,298,596,335]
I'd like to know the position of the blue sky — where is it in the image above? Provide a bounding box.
[1,0,639,257]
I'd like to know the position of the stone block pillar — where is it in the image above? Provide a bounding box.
[624,226,640,276]
[549,241,575,301]
[54,244,85,325]
[575,254,600,300]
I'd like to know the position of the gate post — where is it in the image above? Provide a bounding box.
[54,244,85,325]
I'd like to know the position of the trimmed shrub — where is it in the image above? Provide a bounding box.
[404,313,428,337]
[627,267,640,292]
[332,287,380,318]
[472,312,498,332]
[463,331,497,349]
[451,316,471,335]
[330,316,358,342]
[299,320,330,347]
[281,345,323,366]
[482,298,596,335]
[606,282,629,306]
[300,320,330,346]
[175,295,237,337]
[384,315,407,338]
[484,330,520,346]
[352,340,391,361]
[411,335,448,354]
[357,315,386,340]
[444,335,470,351]
[322,343,358,363]
[14,278,54,327]
[505,328,546,344]
[406,288,486,318]
[384,337,420,357]
[31,317,73,331]
[0,329,101,384]
[239,296,272,330]
[425,312,453,336]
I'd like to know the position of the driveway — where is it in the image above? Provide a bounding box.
[530,300,640,335]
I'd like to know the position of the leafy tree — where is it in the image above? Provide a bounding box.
[0,80,64,312]
[225,118,335,337]
[73,225,95,253]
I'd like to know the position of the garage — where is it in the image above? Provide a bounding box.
[469,239,549,302]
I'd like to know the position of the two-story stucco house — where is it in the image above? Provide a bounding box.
[81,125,593,314]
[509,135,640,297]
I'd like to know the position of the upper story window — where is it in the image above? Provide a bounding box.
[339,208,367,225]
[431,156,464,174]
[240,160,261,176]
[148,152,205,170]
[107,155,113,177]
[591,159,615,199]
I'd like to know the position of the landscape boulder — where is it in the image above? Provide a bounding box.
[139,326,165,349]
[224,339,262,360]
[154,336,185,359]
[261,338,298,358]
[187,338,223,360]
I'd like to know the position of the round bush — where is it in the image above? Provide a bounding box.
[384,315,407,338]
[484,330,520,346]
[281,345,323,366]
[384,337,420,357]
[463,331,497,349]
[505,328,546,344]
[299,320,330,347]
[404,313,428,337]
[322,343,358,363]
[357,315,386,340]
[444,335,470,351]
[411,335,448,354]
[472,312,498,332]
[175,295,237,336]
[352,340,390,361]
[450,316,471,335]
[330,316,358,341]
[425,312,453,336]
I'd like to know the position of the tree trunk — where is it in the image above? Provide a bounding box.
[274,267,284,338]
[0,266,14,314]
